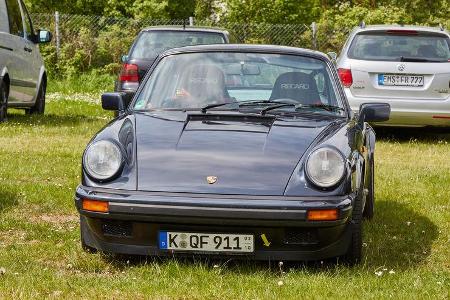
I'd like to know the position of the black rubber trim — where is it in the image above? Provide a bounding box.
[0,45,13,51]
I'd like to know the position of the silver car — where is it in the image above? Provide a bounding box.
[0,0,51,122]
[336,25,450,127]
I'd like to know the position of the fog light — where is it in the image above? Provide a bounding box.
[307,209,338,221]
[82,199,109,213]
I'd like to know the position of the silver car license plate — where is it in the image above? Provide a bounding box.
[159,231,254,253]
[378,74,424,87]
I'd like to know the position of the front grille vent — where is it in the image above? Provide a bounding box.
[283,229,319,245]
[102,220,132,237]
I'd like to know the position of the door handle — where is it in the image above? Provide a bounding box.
[24,47,33,53]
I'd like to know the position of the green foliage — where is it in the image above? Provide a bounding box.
[29,0,450,78]
[314,2,414,53]
[224,0,320,24]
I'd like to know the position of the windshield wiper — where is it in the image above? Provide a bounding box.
[400,56,443,63]
[295,103,345,112]
[201,102,237,113]
[260,103,296,115]
[238,100,297,107]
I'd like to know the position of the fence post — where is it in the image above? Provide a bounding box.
[189,16,194,26]
[311,22,317,50]
[55,11,60,61]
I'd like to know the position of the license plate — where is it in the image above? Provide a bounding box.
[159,231,254,253]
[378,74,424,87]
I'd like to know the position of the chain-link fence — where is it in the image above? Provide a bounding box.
[31,13,351,76]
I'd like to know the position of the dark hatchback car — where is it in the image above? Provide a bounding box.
[76,45,390,264]
[115,26,229,106]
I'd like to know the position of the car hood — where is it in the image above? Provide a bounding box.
[135,111,339,195]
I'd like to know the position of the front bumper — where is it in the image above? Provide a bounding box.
[75,185,354,261]
[345,89,450,127]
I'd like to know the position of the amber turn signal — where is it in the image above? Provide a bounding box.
[307,209,338,221]
[82,199,109,213]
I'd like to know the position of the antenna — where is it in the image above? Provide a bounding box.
[359,21,366,29]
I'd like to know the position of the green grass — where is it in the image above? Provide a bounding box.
[0,98,449,299]
[47,70,116,95]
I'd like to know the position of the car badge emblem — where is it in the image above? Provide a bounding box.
[206,176,218,184]
[397,64,406,72]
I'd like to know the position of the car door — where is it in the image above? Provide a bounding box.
[4,0,33,104]
[18,0,40,103]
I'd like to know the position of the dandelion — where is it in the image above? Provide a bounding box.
[277,280,284,286]
[0,267,5,275]
[406,221,411,226]
[375,271,383,276]
[389,270,395,274]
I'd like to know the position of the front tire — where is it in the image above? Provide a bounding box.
[343,186,364,265]
[363,155,375,220]
[27,80,46,115]
[0,81,8,122]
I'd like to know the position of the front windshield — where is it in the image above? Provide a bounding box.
[134,52,344,115]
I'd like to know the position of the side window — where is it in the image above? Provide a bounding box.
[19,0,34,40]
[5,0,23,37]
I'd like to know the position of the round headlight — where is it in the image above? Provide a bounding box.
[83,140,123,181]
[306,147,345,188]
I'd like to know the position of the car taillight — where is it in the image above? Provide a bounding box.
[119,63,139,82]
[338,68,353,88]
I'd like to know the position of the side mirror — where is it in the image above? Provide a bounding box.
[102,92,126,112]
[38,30,52,43]
[358,103,390,127]
[327,51,337,62]
[121,55,129,63]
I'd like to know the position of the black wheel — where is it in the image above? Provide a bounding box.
[363,155,375,220]
[28,80,46,115]
[0,81,8,122]
[343,185,364,265]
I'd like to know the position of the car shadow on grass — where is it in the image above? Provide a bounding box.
[375,127,450,143]
[4,112,109,127]
[100,199,438,273]
[361,200,438,270]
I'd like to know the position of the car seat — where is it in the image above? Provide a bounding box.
[177,64,230,106]
[269,72,321,105]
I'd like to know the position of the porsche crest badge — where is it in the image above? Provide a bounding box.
[206,176,218,184]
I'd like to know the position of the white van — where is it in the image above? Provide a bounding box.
[0,0,51,121]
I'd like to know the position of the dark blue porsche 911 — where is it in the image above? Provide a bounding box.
[75,44,390,264]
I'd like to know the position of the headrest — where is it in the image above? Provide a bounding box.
[270,72,320,105]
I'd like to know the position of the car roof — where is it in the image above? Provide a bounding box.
[141,26,229,35]
[353,24,449,35]
[160,44,330,60]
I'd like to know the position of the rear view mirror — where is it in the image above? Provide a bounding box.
[121,55,129,63]
[225,63,260,75]
[102,92,126,112]
[38,30,52,43]
[358,103,390,126]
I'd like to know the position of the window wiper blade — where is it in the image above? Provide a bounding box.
[201,102,237,113]
[260,103,296,115]
[295,103,345,112]
[238,100,296,107]
[400,56,442,62]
